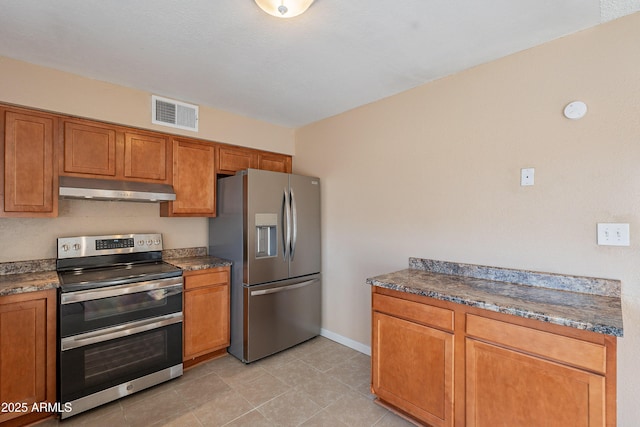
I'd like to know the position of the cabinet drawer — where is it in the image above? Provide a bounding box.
[184,268,230,290]
[466,314,606,373]
[373,293,454,332]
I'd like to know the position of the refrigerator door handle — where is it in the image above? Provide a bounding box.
[283,188,291,261]
[250,279,318,296]
[290,188,298,260]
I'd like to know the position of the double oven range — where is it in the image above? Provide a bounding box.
[56,233,183,419]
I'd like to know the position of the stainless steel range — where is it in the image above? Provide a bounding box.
[56,233,183,419]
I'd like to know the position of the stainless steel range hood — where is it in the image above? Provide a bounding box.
[59,176,176,203]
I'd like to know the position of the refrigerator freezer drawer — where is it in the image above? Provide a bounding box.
[244,274,321,363]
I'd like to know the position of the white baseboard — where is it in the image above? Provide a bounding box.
[320,328,371,356]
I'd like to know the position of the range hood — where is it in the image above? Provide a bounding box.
[59,176,176,203]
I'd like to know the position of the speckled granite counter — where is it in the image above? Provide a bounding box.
[164,256,232,271]
[0,259,59,296]
[163,247,232,272]
[367,258,623,337]
[0,248,232,296]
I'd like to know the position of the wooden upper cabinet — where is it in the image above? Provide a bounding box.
[1,109,57,217]
[217,146,292,176]
[62,120,170,183]
[63,120,116,177]
[258,151,292,173]
[217,145,257,176]
[124,131,169,182]
[160,139,216,217]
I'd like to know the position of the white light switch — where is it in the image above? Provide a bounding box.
[521,168,535,186]
[597,223,630,246]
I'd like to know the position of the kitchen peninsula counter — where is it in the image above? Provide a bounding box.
[368,258,621,426]
[367,257,623,336]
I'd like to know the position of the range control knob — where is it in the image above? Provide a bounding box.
[138,240,144,246]
[73,243,81,251]
[61,244,70,252]
[146,240,153,246]
[154,239,161,246]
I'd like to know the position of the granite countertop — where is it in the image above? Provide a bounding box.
[162,246,232,271]
[367,258,623,337]
[164,256,232,271]
[0,247,232,296]
[0,270,60,296]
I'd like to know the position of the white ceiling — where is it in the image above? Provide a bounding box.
[0,1,638,128]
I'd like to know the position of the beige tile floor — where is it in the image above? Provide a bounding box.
[39,336,416,427]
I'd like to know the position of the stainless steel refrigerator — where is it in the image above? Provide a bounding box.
[209,169,321,363]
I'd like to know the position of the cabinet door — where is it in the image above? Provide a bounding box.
[466,338,605,427]
[257,152,292,173]
[184,283,230,360]
[2,111,56,216]
[124,131,169,182]
[217,145,257,176]
[162,139,215,216]
[372,311,454,427]
[0,291,56,425]
[63,121,116,176]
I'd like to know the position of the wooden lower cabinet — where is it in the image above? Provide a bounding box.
[371,287,617,427]
[183,267,230,366]
[0,290,56,426]
[372,312,454,427]
[466,339,605,427]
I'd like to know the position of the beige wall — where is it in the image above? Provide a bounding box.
[0,56,295,154]
[0,200,208,261]
[294,12,640,425]
[0,56,294,262]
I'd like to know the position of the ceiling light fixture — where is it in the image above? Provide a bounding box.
[254,0,315,18]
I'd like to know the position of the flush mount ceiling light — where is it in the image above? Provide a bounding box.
[254,0,315,18]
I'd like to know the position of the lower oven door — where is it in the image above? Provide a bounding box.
[59,315,182,415]
[59,276,182,337]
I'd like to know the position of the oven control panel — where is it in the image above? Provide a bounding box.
[58,233,164,258]
[95,238,135,250]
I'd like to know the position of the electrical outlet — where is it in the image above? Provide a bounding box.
[521,168,534,186]
[597,223,630,246]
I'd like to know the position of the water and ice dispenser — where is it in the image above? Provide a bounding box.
[255,213,278,258]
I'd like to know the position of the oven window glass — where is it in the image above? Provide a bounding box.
[83,290,169,322]
[84,330,166,388]
[59,286,182,337]
[60,322,182,403]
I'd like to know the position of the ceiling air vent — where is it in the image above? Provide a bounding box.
[151,95,199,132]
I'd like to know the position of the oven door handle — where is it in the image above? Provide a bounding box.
[61,312,183,351]
[60,277,183,304]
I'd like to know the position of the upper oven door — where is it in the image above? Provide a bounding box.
[59,276,183,337]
